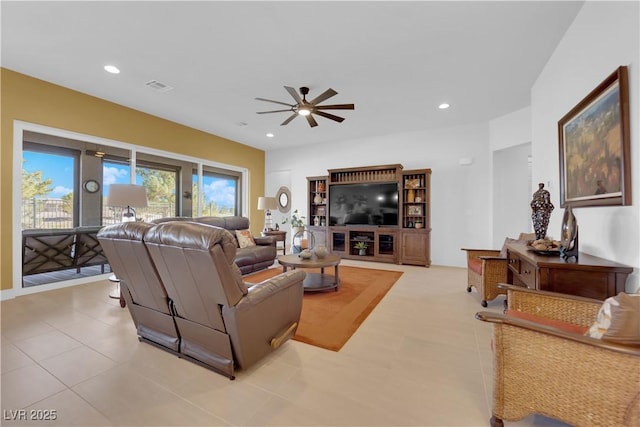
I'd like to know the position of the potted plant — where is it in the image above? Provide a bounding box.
[354,241,368,256]
[282,209,306,235]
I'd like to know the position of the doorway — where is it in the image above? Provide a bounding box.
[492,142,532,245]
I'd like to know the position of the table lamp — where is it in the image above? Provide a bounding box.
[107,184,148,222]
[257,196,277,231]
[106,184,148,300]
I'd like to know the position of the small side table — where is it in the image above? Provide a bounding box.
[262,230,287,255]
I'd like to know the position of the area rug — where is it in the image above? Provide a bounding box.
[244,266,402,351]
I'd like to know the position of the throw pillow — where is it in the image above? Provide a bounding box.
[585,296,616,339]
[603,292,640,345]
[235,229,256,248]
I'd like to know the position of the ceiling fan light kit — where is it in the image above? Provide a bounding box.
[256,86,354,127]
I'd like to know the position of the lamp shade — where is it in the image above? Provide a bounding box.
[257,196,277,210]
[107,184,148,208]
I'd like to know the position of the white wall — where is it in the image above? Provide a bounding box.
[266,122,492,267]
[532,1,639,292]
[489,106,531,152]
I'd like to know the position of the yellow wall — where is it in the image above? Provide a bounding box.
[1,68,266,291]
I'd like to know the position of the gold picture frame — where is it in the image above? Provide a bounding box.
[558,66,631,207]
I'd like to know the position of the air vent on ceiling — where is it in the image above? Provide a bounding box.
[145,80,173,92]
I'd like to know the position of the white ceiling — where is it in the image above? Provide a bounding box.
[1,1,584,151]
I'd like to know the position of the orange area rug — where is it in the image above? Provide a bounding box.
[244,266,402,351]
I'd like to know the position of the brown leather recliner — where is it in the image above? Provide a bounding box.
[152,216,276,274]
[97,222,180,352]
[143,221,305,379]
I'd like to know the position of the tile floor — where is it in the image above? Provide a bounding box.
[1,260,569,426]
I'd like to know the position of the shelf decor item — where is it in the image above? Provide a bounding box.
[354,241,368,256]
[407,189,415,203]
[558,66,631,208]
[408,205,422,216]
[405,178,420,189]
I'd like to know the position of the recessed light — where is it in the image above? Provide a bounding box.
[266,133,274,138]
[438,103,450,110]
[104,65,120,74]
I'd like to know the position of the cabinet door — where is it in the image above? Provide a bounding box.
[401,231,429,266]
[330,230,346,255]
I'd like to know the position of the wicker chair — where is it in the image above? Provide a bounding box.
[461,233,534,307]
[477,285,640,427]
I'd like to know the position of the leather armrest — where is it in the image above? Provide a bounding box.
[242,270,306,305]
[254,236,276,247]
[222,270,305,369]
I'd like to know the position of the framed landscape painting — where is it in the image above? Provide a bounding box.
[558,66,631,207]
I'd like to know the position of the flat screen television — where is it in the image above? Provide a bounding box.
[329,182,399,226]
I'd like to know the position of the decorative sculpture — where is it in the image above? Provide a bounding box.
[560,205,579,259]
[530,183,554,240]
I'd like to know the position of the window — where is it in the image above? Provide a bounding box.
[103,159,179,224]
[193,168,239,217]
[22,143,79,229]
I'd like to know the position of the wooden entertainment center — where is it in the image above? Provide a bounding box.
[306,164,431,266]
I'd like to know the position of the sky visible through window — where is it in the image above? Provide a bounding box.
[23,151,236,210]
[23,151,74,197]
[194,174,237,210]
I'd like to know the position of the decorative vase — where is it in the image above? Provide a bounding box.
[314,193,323,204]
[314,243,328,258]
[407,189,415,203]
[358,248,367,256]
[530,183,554,240]
[313,216,320,226]
[560,205,578,259]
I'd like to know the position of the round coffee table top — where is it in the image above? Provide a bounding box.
[278,253,341,268]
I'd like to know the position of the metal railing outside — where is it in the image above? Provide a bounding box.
[21,198,176,229]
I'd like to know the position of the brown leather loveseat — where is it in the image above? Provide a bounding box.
[152,216,276,274]
[98,221,305,379]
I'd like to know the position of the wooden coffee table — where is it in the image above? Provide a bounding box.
[278,254,341,292]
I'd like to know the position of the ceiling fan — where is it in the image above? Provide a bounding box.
[256,86,355,127]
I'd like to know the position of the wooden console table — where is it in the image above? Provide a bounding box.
[506,241,632,300]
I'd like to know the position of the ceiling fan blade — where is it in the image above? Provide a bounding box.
[310,88,338,105]
[257,109,294,114]
[306,114,319,127]
[255,97,294,107]
[314,111,345,123]
[284,86,303,104]
[280,113,298,126]
[315,103,355,110]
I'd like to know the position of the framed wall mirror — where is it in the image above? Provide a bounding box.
[276,186,291,213]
